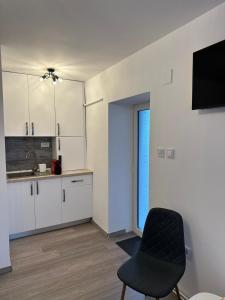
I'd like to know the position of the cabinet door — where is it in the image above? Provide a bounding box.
[2,72,29,136]
[28,75,55,136]
[35,179,62,229]
[62,178,92,223]
[55,80,84,136]
[7,181,35,235]
[56,137,85,171]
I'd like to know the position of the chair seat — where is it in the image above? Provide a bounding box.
[117,251,185,298]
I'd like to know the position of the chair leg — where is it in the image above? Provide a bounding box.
[175,285,181,300]
[120,283,126,300]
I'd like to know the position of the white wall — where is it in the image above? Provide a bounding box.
[86,100,109,232]
[0,48,11,269]
[85,3,225,297]
[108,103,133,233]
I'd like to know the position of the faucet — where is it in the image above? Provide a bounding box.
[25,150,38,174]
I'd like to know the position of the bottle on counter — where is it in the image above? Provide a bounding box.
[55,156,62,175]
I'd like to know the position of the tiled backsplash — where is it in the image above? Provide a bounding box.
[5,137,53,172]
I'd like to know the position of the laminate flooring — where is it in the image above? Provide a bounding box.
[0,223,178,300]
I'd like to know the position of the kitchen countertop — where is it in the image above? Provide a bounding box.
[7,169,93,183]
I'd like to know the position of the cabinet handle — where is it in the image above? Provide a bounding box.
[71,180,84,183]
[25,122,29,136]
[31,122,34,135]
[57,123,60,136]
[30,183,33,196]
[58,138,61,151]
[63,189,66,202]
[36,181,39,195]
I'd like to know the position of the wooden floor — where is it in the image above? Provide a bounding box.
[0,223,177,300]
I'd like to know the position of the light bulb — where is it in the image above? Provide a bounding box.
[40,76,44,82]
[58,78,63,83]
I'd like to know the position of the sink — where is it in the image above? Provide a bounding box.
[7,171,35,179]
[7,170,51,179]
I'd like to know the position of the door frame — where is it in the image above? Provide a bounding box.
[132,102,150,236]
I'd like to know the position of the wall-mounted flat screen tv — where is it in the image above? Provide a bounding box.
[192,39,225,110]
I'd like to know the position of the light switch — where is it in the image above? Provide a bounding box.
[167,148,175,159]
[157,148,165,158]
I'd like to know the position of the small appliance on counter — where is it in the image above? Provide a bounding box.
[38,163,47,173]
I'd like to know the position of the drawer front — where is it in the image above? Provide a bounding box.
[62,175,92,188]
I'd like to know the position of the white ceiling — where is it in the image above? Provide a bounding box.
[0,0,224,81]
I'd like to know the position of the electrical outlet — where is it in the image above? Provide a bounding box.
[185,245,192,259]
[41,142,50,148]
[167,148,175,159]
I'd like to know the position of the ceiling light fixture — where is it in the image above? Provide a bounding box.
[40,68,62,84]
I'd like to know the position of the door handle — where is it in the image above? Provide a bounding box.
[63,189,66,202]
[25,122,29,136]
[36,181,39,195]
[58,138,61,151]
[57,123,60,136]
[31,122,34,135]
[71,180,84,183]
[30,183,33,196]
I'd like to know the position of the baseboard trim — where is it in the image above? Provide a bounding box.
[108,229,126,238]
[173,288,189,300]
[91,220,108,237]
[10,218,92,240]
[0,266,12,275]
[91,220,126,238]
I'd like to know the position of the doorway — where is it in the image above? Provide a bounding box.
[133,103,150,235]
[108,92,150,235]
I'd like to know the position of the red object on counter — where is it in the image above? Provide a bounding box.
[51,159,57,174]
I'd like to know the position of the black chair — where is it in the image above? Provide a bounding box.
[117,208,186,300]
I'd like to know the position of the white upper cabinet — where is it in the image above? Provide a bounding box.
[55,80,84,137]
[2,73,84,139]
[28,75,55,136]
[2,72,30,136]
[56,137,85,171]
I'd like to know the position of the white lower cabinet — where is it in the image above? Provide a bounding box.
[62,175,92,223]
[35,179,62,229]
[7,174,92,237]
[8,181,35,235]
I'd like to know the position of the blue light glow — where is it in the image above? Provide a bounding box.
[137,109,150,231]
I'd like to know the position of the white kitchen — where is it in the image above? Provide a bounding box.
[2,70,93,239]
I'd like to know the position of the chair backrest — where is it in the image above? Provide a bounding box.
[140,208,186,265]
